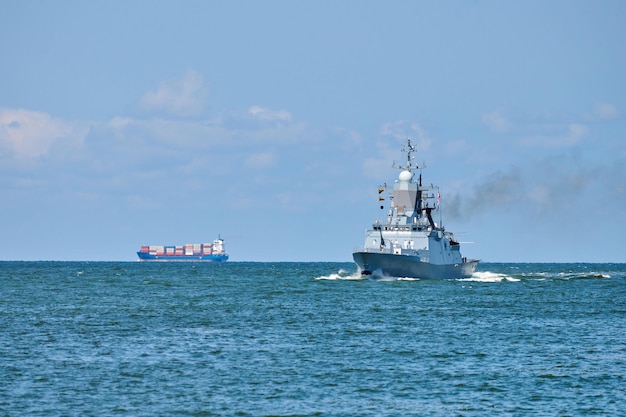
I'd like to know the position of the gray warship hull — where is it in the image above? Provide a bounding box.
[353,251,478,280]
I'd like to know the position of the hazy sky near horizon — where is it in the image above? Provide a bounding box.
[2,1,625,262]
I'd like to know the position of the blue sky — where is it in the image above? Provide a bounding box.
[1,1,625,262]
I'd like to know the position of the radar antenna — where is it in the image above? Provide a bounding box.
[405,138,415,171]
[393,138,417,172]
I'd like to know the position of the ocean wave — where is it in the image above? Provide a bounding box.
[556,271,611,280]
[518,271,612,280]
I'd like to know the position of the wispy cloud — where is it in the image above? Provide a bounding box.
[379,121,431,150]
[360,121,432,180]
[519,123,589,148]
[482,109,511,133]
[138,70,207,117]
[588,102,620,121]
[480,105,602,150]
[0,103,321,212]
[248,105,292,122]
[0,108,88,162]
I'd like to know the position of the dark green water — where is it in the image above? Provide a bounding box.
[1,262,625,416]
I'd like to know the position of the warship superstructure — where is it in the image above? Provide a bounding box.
[353,139,478,279]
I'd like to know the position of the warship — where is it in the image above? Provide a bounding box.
[353,139,479,279]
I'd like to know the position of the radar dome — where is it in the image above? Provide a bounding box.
[399,170,412,182]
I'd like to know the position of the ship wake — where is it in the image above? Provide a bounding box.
[461,271,520,282]
[315,269,365,281]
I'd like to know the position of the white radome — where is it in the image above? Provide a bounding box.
[399,170,412,182]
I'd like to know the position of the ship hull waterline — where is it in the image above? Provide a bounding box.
[353,251,478,280]
[136,253,228,262]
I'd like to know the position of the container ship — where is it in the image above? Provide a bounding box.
[137,237,228,262]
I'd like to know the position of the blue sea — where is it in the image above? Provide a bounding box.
[1,262,625,416]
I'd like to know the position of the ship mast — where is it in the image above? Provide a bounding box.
[394,138,416,173]
[398,138,423,186]
[403,138,416,172]
[397,138,439,230]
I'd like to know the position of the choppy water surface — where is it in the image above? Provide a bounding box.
[1,262,625,416]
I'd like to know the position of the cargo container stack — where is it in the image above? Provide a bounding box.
[136,237,228,262]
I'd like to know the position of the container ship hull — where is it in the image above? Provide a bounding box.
[136,253,228,262]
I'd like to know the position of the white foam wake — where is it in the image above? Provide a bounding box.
[461,271,520,282]
[315,269,364,280]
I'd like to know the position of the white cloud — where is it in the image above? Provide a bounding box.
[0,108,87,161]
[138,69,207,117]
[248,105,292,121]
[591,102,620,121]
[109,116,133,130]
[360,121,432,179]
[520,123,588,148]
[482,109,511,133]
[379,121,431,150]
[566,123,588,144]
